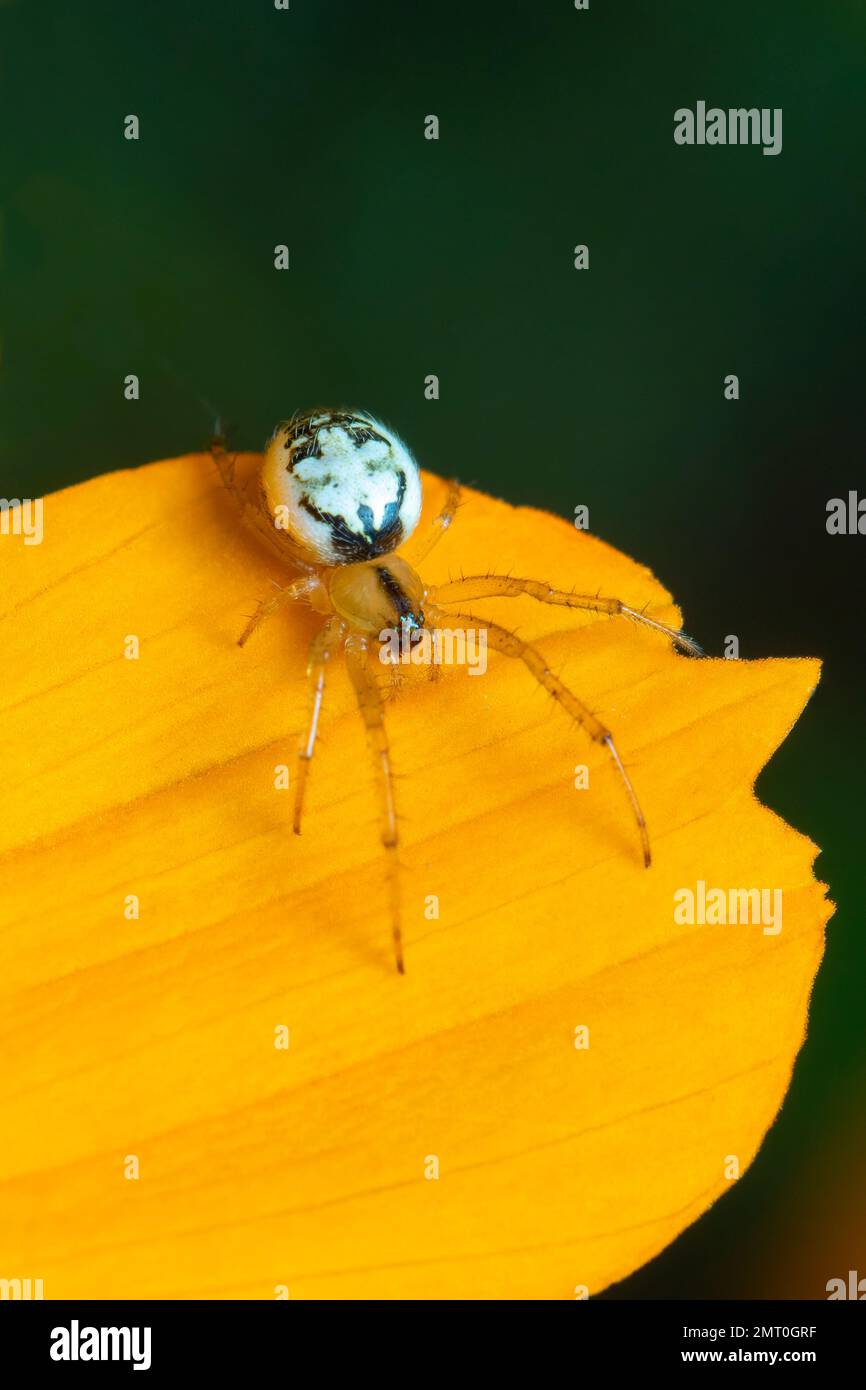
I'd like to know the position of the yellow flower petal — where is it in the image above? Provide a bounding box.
[0,453,830,1298]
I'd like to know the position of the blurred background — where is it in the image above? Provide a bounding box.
[1,0,862,1298]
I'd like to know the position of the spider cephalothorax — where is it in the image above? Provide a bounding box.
[211,411,701,974]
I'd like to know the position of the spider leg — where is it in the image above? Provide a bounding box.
[427,575,702,656]
[425,603,652,868]
[293,618,345,834]
[211,434,316,572]
[237,575,322,647]
[210,433,243,500]
[409,478,462,564]
[344,635,405,973]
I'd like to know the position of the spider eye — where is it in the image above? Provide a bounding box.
[261,409,423,565]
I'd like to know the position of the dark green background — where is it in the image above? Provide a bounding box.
[1,0,862,1298]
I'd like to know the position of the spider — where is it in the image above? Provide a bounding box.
[211,409,701,974]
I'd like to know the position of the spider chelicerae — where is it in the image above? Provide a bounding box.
[212,409,701,974]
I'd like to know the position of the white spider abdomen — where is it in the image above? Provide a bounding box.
[261,410,423,565]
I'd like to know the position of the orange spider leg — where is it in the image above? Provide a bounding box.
[211,434,315,571]
[427,575,702,656]
[425,603,652,868]
[344,635,405,973]
[293,618,346,834]
[237,575,322,647]
[408,478,461,564]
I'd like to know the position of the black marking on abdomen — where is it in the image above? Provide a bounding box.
[283,412,389,473]
[358,468,406,548]
[298,468,407,561]
[286,433,323,470]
